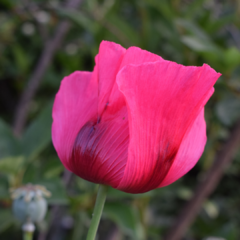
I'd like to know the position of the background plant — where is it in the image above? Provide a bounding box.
[0,0,240,239]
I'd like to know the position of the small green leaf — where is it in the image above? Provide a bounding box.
[215,223,238,240]
[39,179,69,205]
[224,47,240,70]
[44,165,64,179]
[57,8,99,34]
[104,202,138,238]
[12,44,30,74]
[176,19,210,41]
[0,210,14,233]
[105,14,140,46]
[183,0,206,18]
[144,0,174,20]
[181,35,219,53]
[21,101,53,159]
[0,156,25,175]
[108,187,152,199]
[177,187,193,200]
[203,200,219,219]
[0,179,9,199]
[0,119,19,158]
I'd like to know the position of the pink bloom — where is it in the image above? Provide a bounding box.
[52,41,221,193]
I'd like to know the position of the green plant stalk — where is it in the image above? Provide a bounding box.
[86,185,108,240]
[23,231,33,240]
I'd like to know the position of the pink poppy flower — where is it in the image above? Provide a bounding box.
[52,41,221,194]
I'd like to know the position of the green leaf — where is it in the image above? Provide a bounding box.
[12,44,30,74]
[0,156,25,175]
[43,157,64,179]
[203,200,219,219]
[144,0,175,20]
[181,35,220,53]
[21,101,53,159]
[176,18,210,41]
[39,179,69,205]
[105,14,140,46]
[71,212,86,240]
[183,0,206,18]
[107,187,152,199]
[57,8,99,34]
[224,47,240,70]
[177,187,193,200]
[0,119,19,158]
[0,210,14,233]
[104,202,139,238]
[205,15,235,33]
[216,223,238,240]
[0,178,9,199]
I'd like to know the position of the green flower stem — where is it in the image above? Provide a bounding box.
[22,221,35,240]
[23,231,33,240]
[86,185,108,240]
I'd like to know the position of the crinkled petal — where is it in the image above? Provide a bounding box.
[95,41,126,115]
[120,46,163,69]
[116,61,221,193]
[52,42,129,188]
[107,45,163,112]
[159,109,206,187]
[52,71,98,170]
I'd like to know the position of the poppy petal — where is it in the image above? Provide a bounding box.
[116,61,221,193]
[95,41,126,116]
[70,106,129,188]
[159,109,206,187]
[107,45,163,111]
[120,46,163,69]
[52,71,98,171]
[52,42,130,188]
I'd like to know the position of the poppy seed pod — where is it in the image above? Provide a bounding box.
[11,184,51,223]
[52,41,221,194]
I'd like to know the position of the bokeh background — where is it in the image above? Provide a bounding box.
[1,0,240,239]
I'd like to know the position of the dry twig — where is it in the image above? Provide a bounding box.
[13,0,83,136]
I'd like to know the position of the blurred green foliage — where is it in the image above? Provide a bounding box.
[0,0,240,239]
